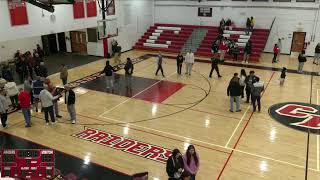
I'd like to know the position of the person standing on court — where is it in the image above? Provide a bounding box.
[227,73,241,112]
[0,90,8,128]
[239,69,247,99]
[64,85,76,124]
[100,61,116,89]
[209,57,222,78]
[183,145,200,180]
[243,40,252,64]
[124,58,134,88]
[44,78,62,118]
[245,71,258,103]
[219,38,228,62]
[59,64,68,85]
[18,88,31,128]
[155,52,165,77]
[39,85,60,125]
[277,38,282,62]
[251,77,264,112]
[166,149,187,180]
[298,50,307,73]
[185,50,194,76]
[32,76,44,112]
[4,80,19,109]
[272,44,280,63]
[176,53,184,75]
[314,43,320,65]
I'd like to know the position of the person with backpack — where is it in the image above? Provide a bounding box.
[227,73,241,112]
[272,44,280,63]
[209,58,222,78]
[239,69,247,99]
[298,50,307,73]
[245,71,258,103]
[243,40,252,64]
[251,77,264,112]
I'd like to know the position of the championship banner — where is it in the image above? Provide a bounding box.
[73,0,85,19]
[7,0,29,26]
[86,0,97,17]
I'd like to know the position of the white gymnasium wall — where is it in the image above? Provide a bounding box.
[0,36,42,61]
[154,0,320,56]
[0,0,154,59]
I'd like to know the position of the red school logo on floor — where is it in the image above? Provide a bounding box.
[269,102,320,134]
[72,127,172,163]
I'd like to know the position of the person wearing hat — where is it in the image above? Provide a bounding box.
[64,85,76,124]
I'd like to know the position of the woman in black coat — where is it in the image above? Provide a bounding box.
[166,149,190,180]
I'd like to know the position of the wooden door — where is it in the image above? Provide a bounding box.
[70,31,87,54]
[291,32,306,53]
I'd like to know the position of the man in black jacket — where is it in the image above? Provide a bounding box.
[243,40,252,64]
[245,70,258,103]
[64,85,76,124]
[100,61,116,89]
[227,73,241,112]
[209,58,222,78]
[176,53,184,75]
[298,50,307,73]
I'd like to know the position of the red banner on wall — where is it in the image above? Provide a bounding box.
[7,0,29,26]
[73,0,85,19]
[86,0,97,17]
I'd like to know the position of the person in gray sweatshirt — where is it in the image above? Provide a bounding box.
[251,77,264,112]
[0,89,9,128]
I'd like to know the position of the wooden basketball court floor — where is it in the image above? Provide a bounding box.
[2,50,320,179]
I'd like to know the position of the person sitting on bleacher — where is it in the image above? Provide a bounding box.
[2,65,13,82]
[230,43,240,61]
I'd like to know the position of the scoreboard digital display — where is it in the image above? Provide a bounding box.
[0,149,55,179]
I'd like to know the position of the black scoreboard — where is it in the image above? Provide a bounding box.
[0,149,55,179]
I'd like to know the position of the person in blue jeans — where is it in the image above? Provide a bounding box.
[18,88,31,127]
[251,77,264,112]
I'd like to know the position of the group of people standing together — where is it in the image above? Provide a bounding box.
[211,36,252,64]
[0,62,76,128]
[166,145,200,180]
[227,70,264,113]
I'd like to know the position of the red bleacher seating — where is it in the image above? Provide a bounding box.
[133,24,270,62]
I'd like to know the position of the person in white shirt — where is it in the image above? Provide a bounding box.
[0,90,9,128]
[4,81,19,108]
[39,85,60,125]
[185,50,195,75]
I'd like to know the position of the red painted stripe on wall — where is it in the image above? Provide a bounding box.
[7,0,29,26]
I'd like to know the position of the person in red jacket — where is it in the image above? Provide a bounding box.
[272,44,280,63]
[219,38,228,61]
[18,88,31,127]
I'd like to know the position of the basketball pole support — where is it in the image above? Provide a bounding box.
[100,0,108,58]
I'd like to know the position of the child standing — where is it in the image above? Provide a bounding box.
[279,67,287,86]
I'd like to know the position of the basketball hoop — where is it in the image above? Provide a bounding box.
[97,18,118,40]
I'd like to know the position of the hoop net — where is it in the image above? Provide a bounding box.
[97,18,118,39]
